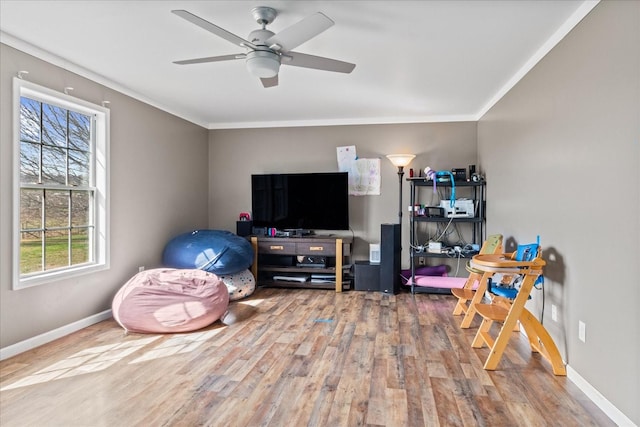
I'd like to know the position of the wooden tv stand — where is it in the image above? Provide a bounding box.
[250,235,353,292]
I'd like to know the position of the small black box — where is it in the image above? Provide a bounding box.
[236,220,253,237]
[425,206,444,218]
[354,261,380,291]
[452,168,467,181]
[252,226,266,236]
[296,256,327,268]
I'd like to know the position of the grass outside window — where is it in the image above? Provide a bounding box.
[20,231,90,274]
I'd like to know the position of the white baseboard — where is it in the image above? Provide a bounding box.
[567,365,636,427]
[0,309,112,361]
[516,328,634,426]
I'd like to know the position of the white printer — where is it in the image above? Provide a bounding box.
[439,199,475,218]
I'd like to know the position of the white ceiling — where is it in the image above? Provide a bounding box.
[0,1,598,129]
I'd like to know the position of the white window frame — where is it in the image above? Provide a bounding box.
[13,78,110,289]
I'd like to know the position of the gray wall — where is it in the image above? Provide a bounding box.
[0,44,210,348]
[208,122,477,264]
[478,1,639,424]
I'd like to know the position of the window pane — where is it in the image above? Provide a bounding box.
[69,111,90,151]
[20,189,43,230]
[20,97,41,143]
[45,190,69,229]
[21,230,43,274]
[71,228,90,265]
[42,104,67,147]
[20,141,41,184]
[45,229,69,270]
[71,191,90,226]
[41,145,66,185]
[68,149,90,186]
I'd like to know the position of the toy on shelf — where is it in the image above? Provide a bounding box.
[424,167,456,207]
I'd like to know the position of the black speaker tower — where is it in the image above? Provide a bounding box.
[379,223,401,294]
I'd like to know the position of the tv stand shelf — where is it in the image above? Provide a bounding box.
[250,235,353,292]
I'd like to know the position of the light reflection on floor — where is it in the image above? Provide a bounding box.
[129,328,223,364]
[0,300,264,391]
[0,336,160,391]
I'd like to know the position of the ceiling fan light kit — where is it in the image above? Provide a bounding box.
[246,50,280,78]
[171,6,355,88]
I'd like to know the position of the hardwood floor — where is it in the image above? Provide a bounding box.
[0,288,613,426]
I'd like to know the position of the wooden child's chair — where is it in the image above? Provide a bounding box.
[470,246,566,375]
[451,234,503,328]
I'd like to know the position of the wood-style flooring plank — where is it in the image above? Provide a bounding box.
[0,288,615,427]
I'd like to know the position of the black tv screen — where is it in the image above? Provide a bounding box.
[251,172,349,231]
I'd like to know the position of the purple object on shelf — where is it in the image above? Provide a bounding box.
[400,264,448,284]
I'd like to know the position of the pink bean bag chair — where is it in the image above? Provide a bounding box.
[112,268,229,333]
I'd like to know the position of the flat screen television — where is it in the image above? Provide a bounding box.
[251,172,349,233]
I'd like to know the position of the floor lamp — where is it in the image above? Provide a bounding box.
[386,154,416,226]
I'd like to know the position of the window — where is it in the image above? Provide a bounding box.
[13,78,109,289]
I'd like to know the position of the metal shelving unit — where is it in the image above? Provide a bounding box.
[407,178,486,294]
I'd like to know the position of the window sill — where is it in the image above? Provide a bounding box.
[15,262,109,290]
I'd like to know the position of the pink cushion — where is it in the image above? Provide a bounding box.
[112,268,229,333]
[406,275,470,289]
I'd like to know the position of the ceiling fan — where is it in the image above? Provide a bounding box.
[171,7,356,88]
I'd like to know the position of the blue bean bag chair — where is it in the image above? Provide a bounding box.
[162,229,254,275]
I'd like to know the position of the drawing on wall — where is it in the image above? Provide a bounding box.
[337,145,381,196]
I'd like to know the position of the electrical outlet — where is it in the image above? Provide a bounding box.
[551,304,558,322]
[138,266,145,272]
[578,320,586,343]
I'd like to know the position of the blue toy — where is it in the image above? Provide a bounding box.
[424,167,456,207]
[489,236,543,299]
[162,229,254,275]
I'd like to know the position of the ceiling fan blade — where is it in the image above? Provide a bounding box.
[261,75,279,88]
[283,52,355,74]
[172,10,257,50]
[173,53,245,65]
[265,12,334,52]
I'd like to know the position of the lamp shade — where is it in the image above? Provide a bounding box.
[246,50,280,78]
[386,154,416,168]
